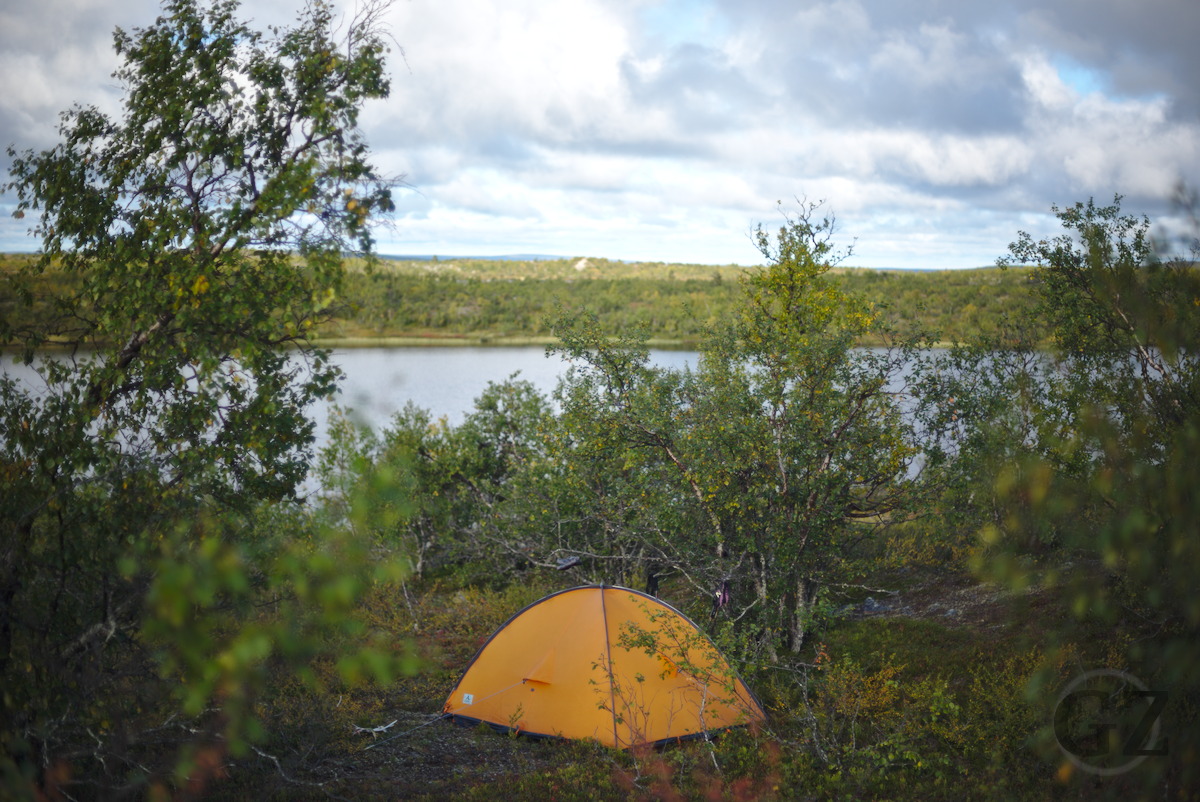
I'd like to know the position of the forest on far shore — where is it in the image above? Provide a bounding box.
[0,252,1041,348]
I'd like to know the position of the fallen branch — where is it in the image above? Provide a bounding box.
[352,720,397,738]
[250,746,335,793]
[363,713,450,751]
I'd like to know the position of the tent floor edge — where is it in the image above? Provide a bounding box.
[444,713,562,742]
[444,714,759,751]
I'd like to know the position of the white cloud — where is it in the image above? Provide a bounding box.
[2,0,1199,267]
[1015,51,1200,199]
[382,0,633,143]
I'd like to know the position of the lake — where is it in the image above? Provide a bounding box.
[1,346,698,444]
[319,345,696,435]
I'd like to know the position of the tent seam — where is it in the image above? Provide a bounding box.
[599,585,621,749]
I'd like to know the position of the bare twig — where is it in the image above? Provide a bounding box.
[351,719,397,738]
[362,713,450,751]
[250,745,332,791]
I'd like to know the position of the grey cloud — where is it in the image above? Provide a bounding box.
[474,134,538,165]
[712,0,1197,126]
[709,4,1025,135]
[771,38,1026,134]
[1012,0,1200,116]
[621,43,767,133]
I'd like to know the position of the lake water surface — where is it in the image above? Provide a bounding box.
[2,346,698,445]
[323,346,696,434]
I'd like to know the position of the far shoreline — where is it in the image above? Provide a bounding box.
[310,335,702,350]
[1,334,704,354]
[2,333,959,354]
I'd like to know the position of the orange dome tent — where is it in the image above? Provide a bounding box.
[443,585,765,748]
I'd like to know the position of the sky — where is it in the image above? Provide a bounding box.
[2,0,1199,268]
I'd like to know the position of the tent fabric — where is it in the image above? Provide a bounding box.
[443,585,766,748]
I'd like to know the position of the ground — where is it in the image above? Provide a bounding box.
[218,565,1085,801]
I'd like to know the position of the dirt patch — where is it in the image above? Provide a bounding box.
[352,715,560,798]
[239,710,569,799]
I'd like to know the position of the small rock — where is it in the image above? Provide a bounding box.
[861,596,885,613]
